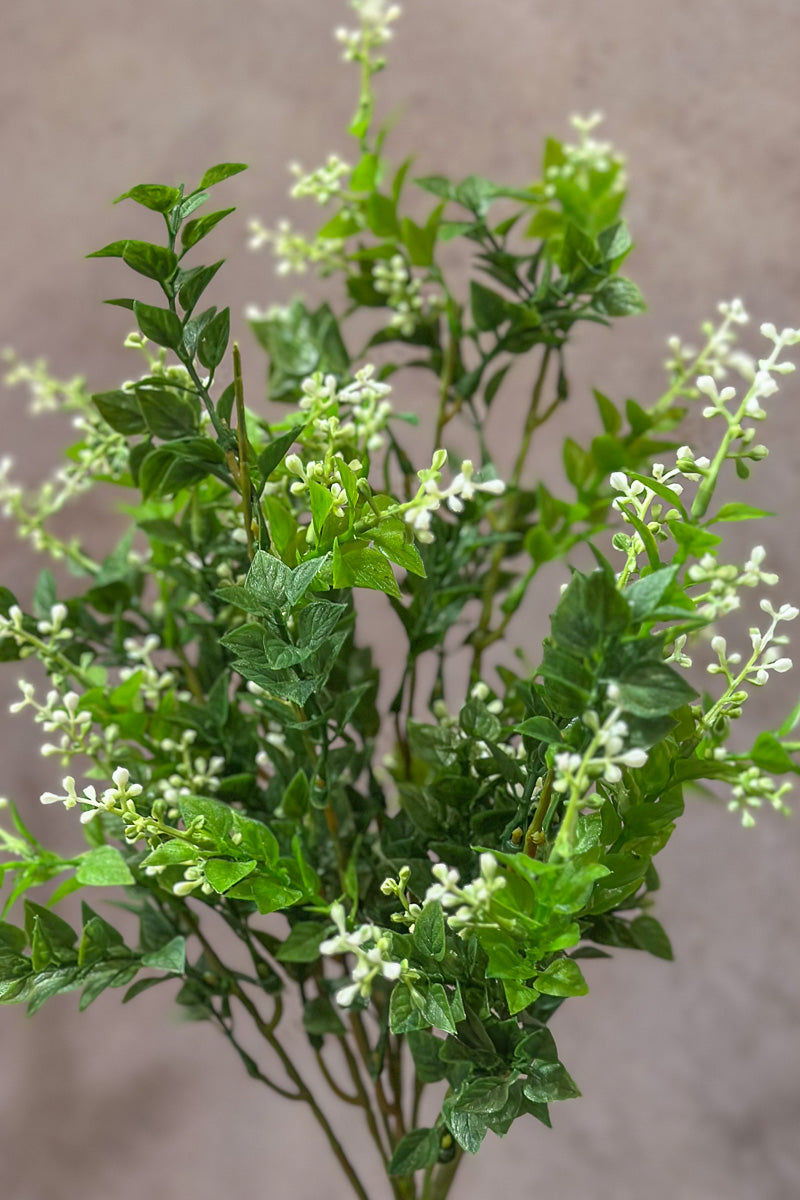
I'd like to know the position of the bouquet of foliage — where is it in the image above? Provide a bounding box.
[1,3,798,1197]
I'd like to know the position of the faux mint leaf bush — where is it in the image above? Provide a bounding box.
[1,3,799,1197]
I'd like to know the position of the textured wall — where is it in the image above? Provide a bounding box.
[1,2,799,1198]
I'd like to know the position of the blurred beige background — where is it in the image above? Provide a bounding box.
[1,1,800,1197]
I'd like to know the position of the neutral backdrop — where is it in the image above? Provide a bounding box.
[1,2,799,1198]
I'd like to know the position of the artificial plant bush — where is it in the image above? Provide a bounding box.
[1,3,799,1197]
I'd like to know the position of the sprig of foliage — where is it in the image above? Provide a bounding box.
[1,4,799,1199]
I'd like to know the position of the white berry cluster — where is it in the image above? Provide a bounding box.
[247,217,346,277]
[334,0,402,65]
[403,450,506,544]
[320,901,409,1007]
[289,154,351,206]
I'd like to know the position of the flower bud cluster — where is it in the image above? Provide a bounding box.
[320,901,409,1007]
[40,765,143,827]
[702,599,798,728]
[726,765,792,828]
[10,681,92,764]
[157,729,225,814]
[296,365,394,457]
[553,707,648,795]
[289,154,351,205]
[247,217,345,276]
[664,299,751,388]
[423,854,507,936]
[372,255,441,336]
[543,113,627,199]
[0,604,77,674]
[403,450,506,544]
[687,545,779,620]
[120,634,185,704]
[3,349,89,416]
[334,0,402,65]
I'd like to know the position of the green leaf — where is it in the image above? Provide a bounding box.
[365,193,400,237]
[389,984,428,1034]
[514,715,563,744]
[182,208,236,252]
[595,276,646,316]
[197,306,230,370]
[286,557,328,606]
[87,240,129,259]
[388,1128,440,1176]
[303,995,346,1036]
[350,152,380,192]
[204,858,257,894]
[332,540,401,599]
[258,427,302,484]
[413,903,445,961]
[414,175,455,201]
[308,479,335,536]
[614,660,696,719]
[709,502,775,524]
[199,163,248,189]
[121,240,178,283]
[93,388,147,435]
[141,935,186,974]
[630,915,673,960]
[470,280,512,331]
[113,183,181,213]
[523,1060,580,1103]
[750,731,800,775]
[276,922,328,963]
[406,1031,447,1083]
[535,958,588,997]
[624,565,680,622]
[133,301,184,350]
[401,217,435,266]
[76,846,134,887]
[246,549,291,608]
[178,260,224,315]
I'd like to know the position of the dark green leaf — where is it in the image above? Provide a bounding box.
[388,1128,440,1176]
[113,184,181,213]
[122,240,178,283]
[133,301,184,350]
[199,163,248,189]
[182,208,236,252]
[197,306,230,370]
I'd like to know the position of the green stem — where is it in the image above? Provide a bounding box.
[232,342,256,560]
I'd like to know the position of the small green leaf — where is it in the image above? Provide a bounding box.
[76,846,134,887]
[133,301,184,350]
[470,280,512,331]
[630,915,673,960]
[750,731,800,775]
[413,903,445,961]
[535,958,588,997]
[595,276,646,316]
[178,260,224,315]
[276,923,328,963]
[523,1060,580,1103]
[709,502,775,524]
[332,540,401,599]
[365,193,400,237]
[388,1128,440,1176]
[199,163,248,189]
[122,240,178,283]
[141,935,186,974]
[204,858,257,894]
[197,306,230,369]
[113,184,181,213]
[182,208,236,252]
[92,388,147,435]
